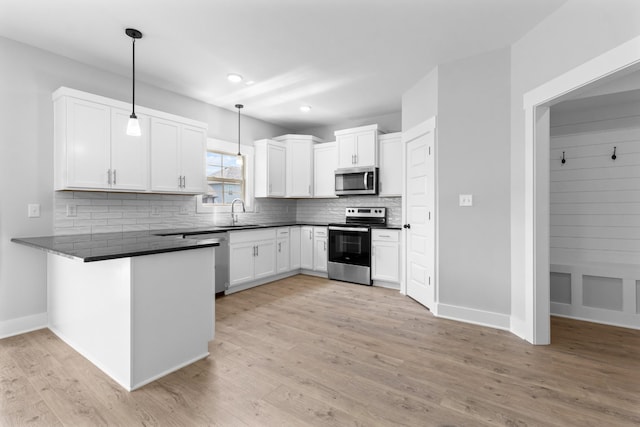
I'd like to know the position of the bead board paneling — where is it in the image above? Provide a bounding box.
[550,126,640,265]
[54,192,296,235]
[295,196,402,227]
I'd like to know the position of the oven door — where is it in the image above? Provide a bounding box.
[328,226,371,267]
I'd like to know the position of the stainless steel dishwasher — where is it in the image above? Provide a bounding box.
[186,233,229,295]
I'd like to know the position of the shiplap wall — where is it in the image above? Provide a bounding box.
[550,100,640,265]
[549,97,640,329]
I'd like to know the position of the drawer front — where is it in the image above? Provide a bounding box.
[314,227,328,238]
[276,227,290,237]
[372,229,399,242]
[229,228,276,244]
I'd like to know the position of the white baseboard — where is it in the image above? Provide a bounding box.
[509,316,528,340]
[436,303,511,331]
[372,280,400,290]
[0,312,48,339]
[225,271,300,295]
[551,302,640,330]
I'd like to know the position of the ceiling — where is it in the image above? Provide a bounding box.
[0,0,567,131]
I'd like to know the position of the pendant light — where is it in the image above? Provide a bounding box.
[235,104,244,156]
[126,28,143,136]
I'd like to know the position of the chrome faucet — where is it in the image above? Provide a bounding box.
[231,198,246,225]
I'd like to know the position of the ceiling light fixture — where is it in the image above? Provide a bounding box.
[227,73,243,83]
[125,28,143,137]
[235,104,244,156]
[300,105,312,113]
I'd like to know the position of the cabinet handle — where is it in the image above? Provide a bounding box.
[107,169,112,185]
[182,176,186,188]
[178,176,182,188]
[378,235,391,238]
[354,154,358,164]
[253,246,256,257]
[256,245,259,257]
[113,169,117,185]
[323,241,326,251]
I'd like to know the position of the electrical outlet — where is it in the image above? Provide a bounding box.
[179,205,188,215]
[151,205,160,215]
[459,194,473,207]
[28,204,40,218]
[66,204,77,217]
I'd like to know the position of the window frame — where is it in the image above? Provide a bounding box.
[196,138,254,214]
[203,150,245,206]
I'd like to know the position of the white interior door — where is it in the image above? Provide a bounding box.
[403,118,436,310]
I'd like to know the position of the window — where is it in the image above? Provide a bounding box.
[202,151,245,205]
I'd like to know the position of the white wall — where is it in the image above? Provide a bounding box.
[0,36,290,337]
[437,47,512,317]
[401,67,438,131]
[509,0,640,332]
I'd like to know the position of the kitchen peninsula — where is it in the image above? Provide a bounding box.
[11,231,220,391]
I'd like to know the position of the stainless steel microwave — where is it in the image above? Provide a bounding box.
[335,166,378,195]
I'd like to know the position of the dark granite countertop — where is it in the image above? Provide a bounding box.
[11,231,221,262]
[12,222,401,262]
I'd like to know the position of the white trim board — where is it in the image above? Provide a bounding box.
[436,303,511,332]
[0,312,48,339]
[521,34,640,345]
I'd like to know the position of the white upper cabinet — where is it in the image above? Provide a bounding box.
[313,142,338,198]
[378,132,402,197]
[150,119,206,194]
[274,134,323,198]
[53,87,206,194]
[110,108,149,191]
[335,124,379,168]
[254,139,286,197]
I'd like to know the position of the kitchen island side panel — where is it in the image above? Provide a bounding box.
[47,254,132,389]
[130,248,214,389]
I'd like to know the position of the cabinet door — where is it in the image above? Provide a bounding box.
[336,133,356,168]
[314,237,327,272]
[379,134,402,196]
[268,144,286,197]
[150,118,181,192]
[287,142,313,197]
[313,143,337,198]
[229,243,255,287]
[289,227,301,270]
[254,239,276,280]
[354,131,376,167]
[65,98,111,189]
[277,237,290,273]
[180,125,206,194]
[111,109,149,191]
[300,227,314,269]
[372,241,400,282]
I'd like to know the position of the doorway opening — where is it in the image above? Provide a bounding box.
[523,35,640,344]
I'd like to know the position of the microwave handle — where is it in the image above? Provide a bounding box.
[363,172,368,189]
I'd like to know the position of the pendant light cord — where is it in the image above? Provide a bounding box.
[237,107,241,155]
[132,38,136,116]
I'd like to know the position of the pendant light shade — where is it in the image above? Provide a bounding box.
[126,28,143,136]
[235,104,244,156]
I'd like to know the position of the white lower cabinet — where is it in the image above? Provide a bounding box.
[276,227,291,273]
[371,229,401,283]
[290,226,301,270]
[229,229,276,289]
[300,226,314,270]
[313,227,328,272]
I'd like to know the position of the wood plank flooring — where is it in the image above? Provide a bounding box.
[1,274,639,426]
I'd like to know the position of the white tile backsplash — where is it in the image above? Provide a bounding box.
[54,191,401,234]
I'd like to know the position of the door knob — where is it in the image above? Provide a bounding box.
[403,224,411,229]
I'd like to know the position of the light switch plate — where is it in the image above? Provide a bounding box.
[459,194,473,207]
[28,204,40,218]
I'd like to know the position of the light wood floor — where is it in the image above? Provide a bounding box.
[2,275,639,426]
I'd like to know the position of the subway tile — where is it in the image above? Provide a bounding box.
[92,225,124,234]
[92,212,123,220]
[108,218,138,226]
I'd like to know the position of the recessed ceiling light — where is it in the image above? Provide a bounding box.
[245,80,255,86]
[227,73,243,83]
[300,105,312,113]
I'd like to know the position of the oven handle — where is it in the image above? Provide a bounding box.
[329,226,369,233]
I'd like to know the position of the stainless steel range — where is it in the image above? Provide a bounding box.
[328,207,387,286]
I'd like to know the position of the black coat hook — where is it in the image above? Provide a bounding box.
[561,151,566,165]
[611,146,617,160]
